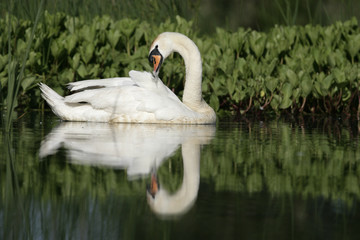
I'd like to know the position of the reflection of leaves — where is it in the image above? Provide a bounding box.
[201,120,360,206]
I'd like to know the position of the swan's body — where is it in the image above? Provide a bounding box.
[40,32,216,124]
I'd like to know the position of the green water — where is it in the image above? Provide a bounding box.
[1,112,360,239]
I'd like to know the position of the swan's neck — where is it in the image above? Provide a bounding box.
[172,35,203,109]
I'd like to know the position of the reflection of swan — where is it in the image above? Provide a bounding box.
[39,122,215,180]
[147,141,201,217]
[39,32,216,124]
[40,123,214,216]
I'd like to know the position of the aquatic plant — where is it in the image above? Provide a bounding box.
[0,13,359,117]
[3,0,44,131]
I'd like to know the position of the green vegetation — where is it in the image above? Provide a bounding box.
[1,12,360,119]
[3,0,44,132]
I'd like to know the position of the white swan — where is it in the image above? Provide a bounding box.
[39,32,216,124]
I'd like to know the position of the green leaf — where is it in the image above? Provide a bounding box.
[333,68,346,84]
[282,82,292,100]
[314,81,324,97]
[235,58,247,76]
[270,94,281,110]
[77,63,87,78]
[321,74,333,91]
[89,64,100,77]
[226,77,235,96]
[116,18,138,38]
[300,73,312,97]
[1,77,7,89]
[0,54,7,71]
[21,76,36,92]
[286,68,298,87]
[249,31,266,58]
[16,39,27,57]
[79,25,96,42]
[279,97,292,109]
[79,42,95,65]
[107,29,121,48]
[265,77,278,92]
[64,34,78,55]
[26,51,41,67]
[103,66,118,78]
[210,94,219,112]
[69,53,80,70]
[59,69,74,83]
[50,38,64,59]
[346,34,360,61]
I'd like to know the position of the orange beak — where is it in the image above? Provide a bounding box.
[149,46,163,74]
[152,55,162,73]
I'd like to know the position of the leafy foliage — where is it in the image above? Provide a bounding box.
[1,12,360,117]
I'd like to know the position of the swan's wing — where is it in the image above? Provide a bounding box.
[67,77,135,92]
[129,70,181,103]
[64,85,195,121]
[63,70,194,121]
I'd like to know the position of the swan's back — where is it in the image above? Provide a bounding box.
[40,71,205,123]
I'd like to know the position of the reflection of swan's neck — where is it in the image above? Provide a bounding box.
[177,142,200,206]
[172,34,203,109]
[149,142,200,216]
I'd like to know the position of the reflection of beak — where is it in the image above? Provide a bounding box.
[148,48,163,74]
[147,173,160,199]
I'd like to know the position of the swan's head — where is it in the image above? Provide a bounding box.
[148,45,163,75]
[149,32,179,75]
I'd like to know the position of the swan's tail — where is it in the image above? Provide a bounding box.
[39,83,68,119]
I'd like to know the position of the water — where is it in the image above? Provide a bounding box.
[1,112,360,239]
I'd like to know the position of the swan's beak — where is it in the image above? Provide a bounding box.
[148,48,163,75]
[147,172,160,199]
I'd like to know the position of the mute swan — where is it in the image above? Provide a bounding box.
[39,32,216,124]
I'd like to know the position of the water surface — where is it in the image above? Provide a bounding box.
[1,112,360,239]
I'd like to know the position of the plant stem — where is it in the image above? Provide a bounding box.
[5,0,44,132]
